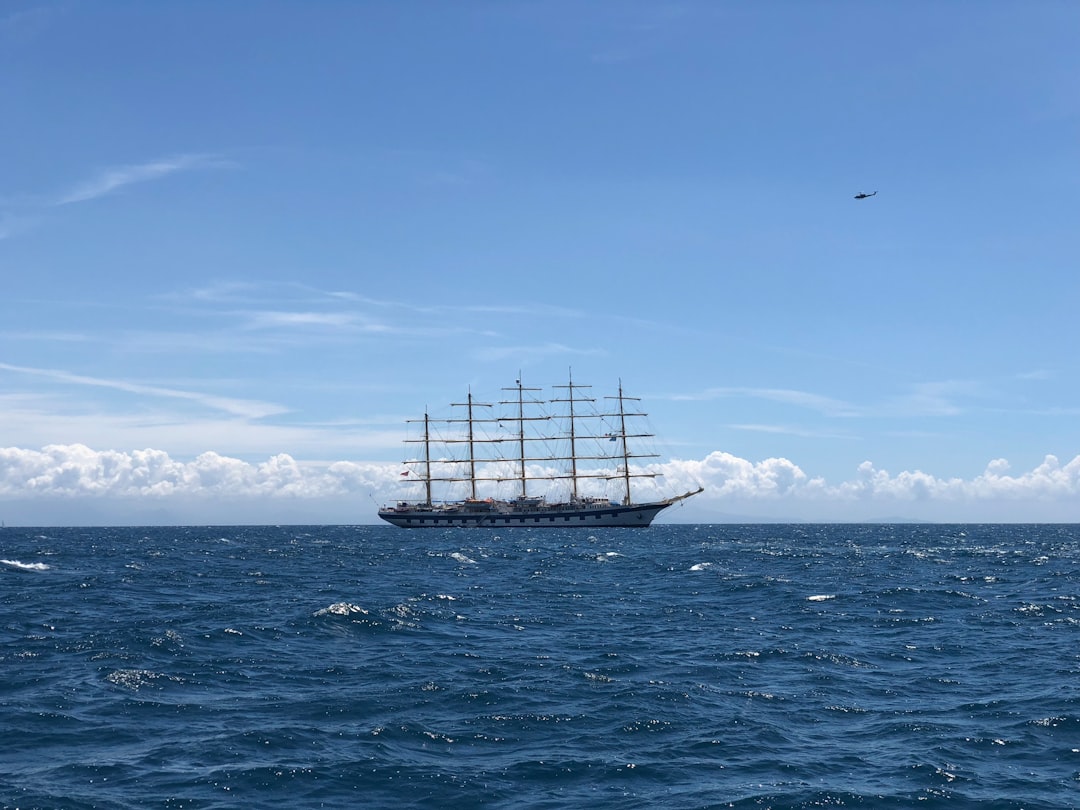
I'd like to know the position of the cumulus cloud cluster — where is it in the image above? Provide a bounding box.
[2,444,1079,525]
[665,451,1080,506]
[0,444,385,500]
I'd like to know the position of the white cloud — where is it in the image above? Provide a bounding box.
[473,342,607,363]
[0,330,89,343]
[2,444,1079,525]
[1,155,232,243]
[728,423,855,440]
[667,451,1080,505]
[671,387,862,417]
[0,362,286,419]
[0,394,404,461]
[55,154,231,205]
[885,380,982,417]
[0,444,386,499]
[175,280,268,303]
[155,282,523,346]
[241,310,390,332]
[667,379,1007,421]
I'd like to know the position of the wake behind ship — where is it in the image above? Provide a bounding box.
[378,377,702,528]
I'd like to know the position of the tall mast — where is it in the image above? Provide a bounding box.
[551,372,594,501]
[468,392,477,500]
[605,379,653,506]
[500,377,543,499]
[450,390,479,499]
[446,389,494,500]
[617,381,632,505]
[423,412,433,505]
[404,411,436,505]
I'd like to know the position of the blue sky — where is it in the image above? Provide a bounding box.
[2,1,1079,524]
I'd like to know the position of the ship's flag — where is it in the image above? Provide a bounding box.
[400,470,410,477]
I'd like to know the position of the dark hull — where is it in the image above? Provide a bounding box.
[378,500,671,528]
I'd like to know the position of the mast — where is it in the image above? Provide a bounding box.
[551,373,594,501]
[500,378,544,499]
[404,411,437,505]
[617,381,632,505]
[605,380,656,506]
[422,412,433,505]
[449,390,491,500]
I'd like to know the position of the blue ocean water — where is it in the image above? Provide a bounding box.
[2,524,1079,809]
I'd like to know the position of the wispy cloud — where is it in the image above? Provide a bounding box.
[0,362,285,420]
[668,378,1002,420]
[728,423,856,440]
[0,390,405,462]
[180,281,267,303]
[0,330,90,343]
[326,288,584,320]
[159,281,588,346]
[241,311,378,331]
[167,282,578,324]
[472,342,608,363]
[24,277,670,365]
[670,386,863,418]
[56,153,232,205]
[1016,368,1053,381]
[884,380,984,417]
[1,153,232,242]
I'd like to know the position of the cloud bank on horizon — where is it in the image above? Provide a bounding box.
[2,443,1078,525]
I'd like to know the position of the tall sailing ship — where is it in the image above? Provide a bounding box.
[378,376,702,528]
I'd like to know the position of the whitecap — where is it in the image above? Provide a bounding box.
[450,552,476,564]
[689,562,713,571]
[313,602,369,617]
[807,594,836,602]
[1,559,50,572]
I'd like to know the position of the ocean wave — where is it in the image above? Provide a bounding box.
[105,669,182,691]
[313,602,369,617]
[1,558,50,572]
[3,523,1079,809]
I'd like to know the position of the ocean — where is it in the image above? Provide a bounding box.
[2,524,1078,809]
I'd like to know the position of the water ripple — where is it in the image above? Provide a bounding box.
[1,523,1078,807]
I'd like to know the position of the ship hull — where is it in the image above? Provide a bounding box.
[378,501,671,528]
